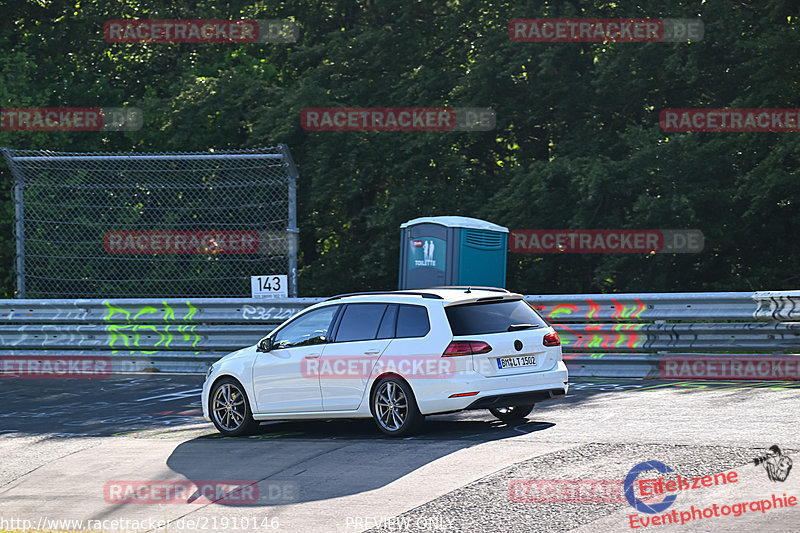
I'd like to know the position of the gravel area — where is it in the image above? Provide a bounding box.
[367,443,791,533]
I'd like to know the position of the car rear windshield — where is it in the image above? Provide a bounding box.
[445,299,548,336]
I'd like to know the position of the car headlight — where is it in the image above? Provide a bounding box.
[205,364,214,380]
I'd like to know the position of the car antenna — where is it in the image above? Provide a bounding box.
[465,287,471,293]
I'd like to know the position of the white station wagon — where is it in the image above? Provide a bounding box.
[202,287,568,437]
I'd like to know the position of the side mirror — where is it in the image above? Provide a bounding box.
[256,337,273,353]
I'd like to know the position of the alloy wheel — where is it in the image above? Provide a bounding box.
[374,381,409,432]
[212,382,247,431]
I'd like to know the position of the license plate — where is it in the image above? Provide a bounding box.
[496,356,536,369]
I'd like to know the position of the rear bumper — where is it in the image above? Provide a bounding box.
[464,387,566,409]
[415,360,569,415]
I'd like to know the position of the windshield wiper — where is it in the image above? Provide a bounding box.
[507,323,539,332]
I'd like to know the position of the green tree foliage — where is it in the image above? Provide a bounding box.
[1,0,798,297]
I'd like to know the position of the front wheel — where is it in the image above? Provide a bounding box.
[371,378,424,437]
[489,404,534,422]
[209,377,259,437]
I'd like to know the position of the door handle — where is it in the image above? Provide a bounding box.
[363,350,380,355]
[304,354,320,359]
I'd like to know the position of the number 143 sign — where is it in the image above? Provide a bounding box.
[251,275,288,298]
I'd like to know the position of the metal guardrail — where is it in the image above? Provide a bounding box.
[524,292,758,321]
[0,292,798,378]
[0,298,322,323]
[753,290,800,320]
[552,322,800,351]
[0,298,321,373]
[528,291,800,379]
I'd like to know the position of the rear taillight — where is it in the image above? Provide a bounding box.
[543,332,561,347]
[443,341,492,356]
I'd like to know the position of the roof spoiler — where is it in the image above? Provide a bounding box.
[421,286,511,294]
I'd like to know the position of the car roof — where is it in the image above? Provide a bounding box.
[324,287,522,306]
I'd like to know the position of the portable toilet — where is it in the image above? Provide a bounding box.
[398,216,509,289]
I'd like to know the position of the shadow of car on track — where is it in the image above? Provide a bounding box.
[0,375,663,438]
[164,415,556,506]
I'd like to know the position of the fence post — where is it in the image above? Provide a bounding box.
[1,149,26,298]
[13,179,25,298]
[280,143,300,298]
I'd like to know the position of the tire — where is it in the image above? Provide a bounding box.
[370,378,424,437]
[209,377,259,437]
[489,404,534,422]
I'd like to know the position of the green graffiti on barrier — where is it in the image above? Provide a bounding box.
[105,301,200,355]
[586,335,602,349]
[611,323,645,348]
[185,301,198,321]
[104,302,131,322]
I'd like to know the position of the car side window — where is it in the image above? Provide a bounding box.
[376,304,398,339]
[334,303,388,342]
[272,306,338,349]
[396,304,430,338]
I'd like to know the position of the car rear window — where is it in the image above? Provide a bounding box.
[445,299,548,336]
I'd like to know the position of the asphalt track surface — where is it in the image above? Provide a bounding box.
[0,375,798,533]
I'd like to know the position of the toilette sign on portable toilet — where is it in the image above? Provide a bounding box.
[398,216,509,289]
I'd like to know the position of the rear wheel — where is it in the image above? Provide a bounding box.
[371,378,424,437]
[210,377,259,437]
[489,404,534,422]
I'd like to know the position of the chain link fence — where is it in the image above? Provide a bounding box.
[1,146,298,298]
